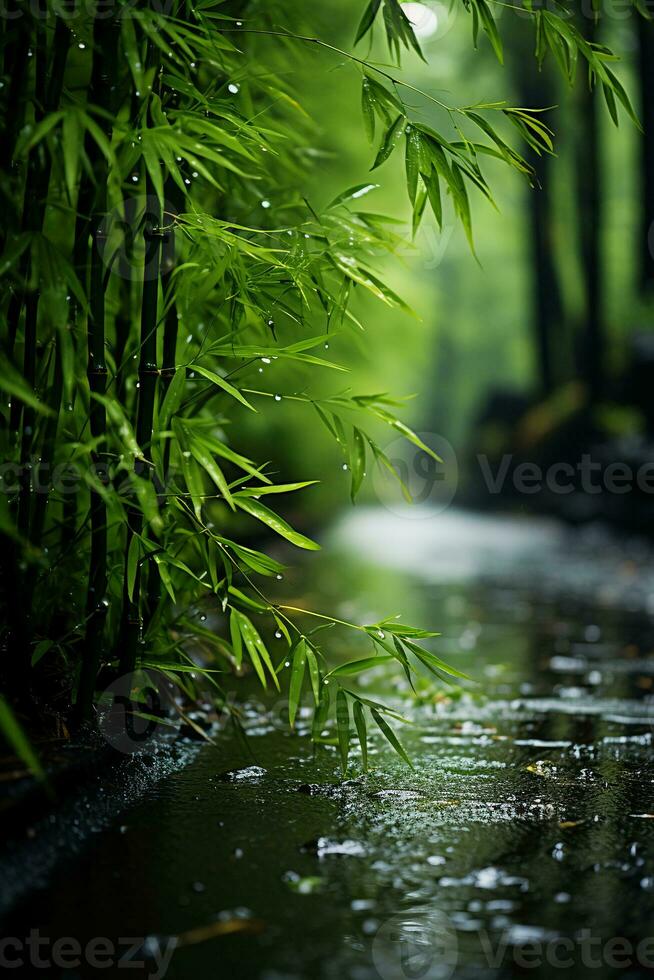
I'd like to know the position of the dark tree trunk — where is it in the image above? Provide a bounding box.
[508,21,564,396]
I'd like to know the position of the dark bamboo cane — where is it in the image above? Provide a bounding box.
[119,187,163,675]
[76,14,120,721]
[7,9,74,357]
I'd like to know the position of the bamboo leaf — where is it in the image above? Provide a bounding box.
[336,689,350,774]
[327,655,394,677]
[350,426,366,502]
[306,647,321,703]
[312,684,331,740]
[355,0,382,43]
[127,535,141,603]
[371,708,413,768]
[289,638,307,727]
[234,497,321,551]
[371,115,406,171]
[353,700,368,772]
[189,364,256,412]
[0,696,46,782]
[230,608,243,668]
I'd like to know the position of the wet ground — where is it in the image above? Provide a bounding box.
[2,508,654,979]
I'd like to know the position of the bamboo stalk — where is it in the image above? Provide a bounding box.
[77,206,109,719]
[160,180,183,480]
[76,13,120,721]
[25,342,64,600]
[119,187,163,675]
[7,10,74,356]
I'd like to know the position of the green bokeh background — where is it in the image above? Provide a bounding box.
[232,0,643,523]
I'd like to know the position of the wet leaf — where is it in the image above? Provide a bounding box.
[371,708,413,768]
[353,700,368,772]
[336,689,350,774]
[289,639,307,727]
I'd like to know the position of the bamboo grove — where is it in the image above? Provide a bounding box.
[0,0,645,769]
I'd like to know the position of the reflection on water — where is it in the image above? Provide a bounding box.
[3,508,654,979]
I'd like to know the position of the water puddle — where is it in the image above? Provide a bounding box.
[2,508,654,978]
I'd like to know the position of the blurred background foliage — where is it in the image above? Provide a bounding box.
[238,0,649,526]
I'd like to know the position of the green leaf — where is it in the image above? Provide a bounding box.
[127,534,141,603]
[189,363,256,411]
[476,0,503,64]
[370,406,442,461]
[412,179,428,238]
[371,115,405,170]
[62,111,81,201]
[424,167,442,228]
[371,708,413,768]
[0,695,46,783]
[327,655,394,678]
[404,639,471,680]
[361,77,376,143]
[229,608,243,668]
[306,647,321,703]
[234,497,321,551]
[235,481,318,497]
[355,0,382,43]
[350,426,366,502]
[158,367,186,432]
[31,639,54,667]
[15,111,65,157]
[328,183,380,208]
[353,700,368,772]
[234,610,280,690]
[187,434,235,510]
[336,689,350,774]
[312,683,331,740]
[289,638,307,727]
[405,128,420,205]
[0,353,54,416]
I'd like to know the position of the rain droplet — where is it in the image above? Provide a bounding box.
[261,200,271,209]
[274,631,282,639]
[274,394,282,402]
[228,83,240,94]
[261,357,271,364]
[276,574,283,580]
